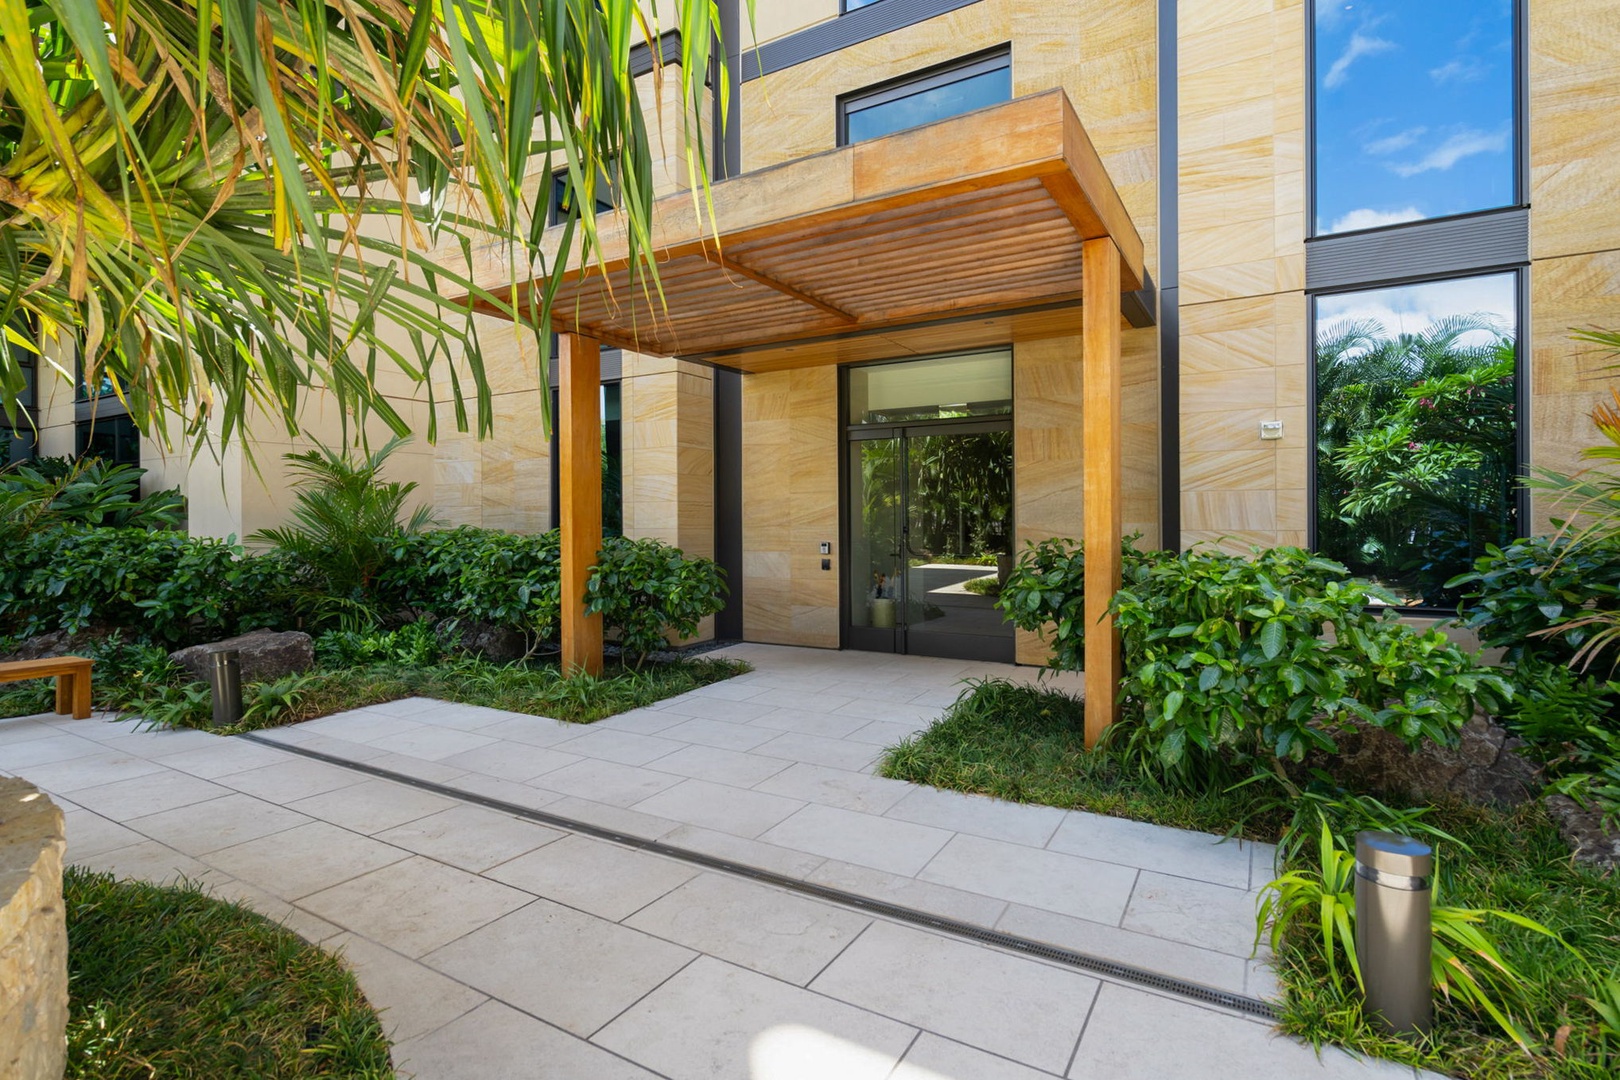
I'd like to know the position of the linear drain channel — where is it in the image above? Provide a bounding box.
[240,732,1277,1020]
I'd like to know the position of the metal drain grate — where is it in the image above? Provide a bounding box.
[240,731,1277,1020]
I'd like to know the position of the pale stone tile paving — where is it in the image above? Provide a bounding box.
[0,646,1439,1079]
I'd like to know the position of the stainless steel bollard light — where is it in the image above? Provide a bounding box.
[1354,830,1434,1036]
[208,649,243,727]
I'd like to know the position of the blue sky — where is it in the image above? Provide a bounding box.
[1314,0,1516,235]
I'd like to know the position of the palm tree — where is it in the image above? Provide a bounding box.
[0,0,731,449]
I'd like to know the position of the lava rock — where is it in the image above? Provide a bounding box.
[169,629,314,685]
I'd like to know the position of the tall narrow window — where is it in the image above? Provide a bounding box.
[838,49,1011,146]
[1,346,36,467]
[1313,1,1517,235]
[1313,273,1519,606]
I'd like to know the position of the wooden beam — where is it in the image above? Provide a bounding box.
[559,333,604,677]
[1081,236,1123,748]
[696,246,857,322]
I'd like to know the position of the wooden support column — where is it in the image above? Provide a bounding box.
[559,333,604,677]
[1082,237,1123,748]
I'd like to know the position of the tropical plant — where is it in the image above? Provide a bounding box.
[240,672,322,726]
[1,0,735,448]
[1525,384,1620,671]
[1259,816,1575,1049]
[251,436,438,621]
[0,457,184,542]
[1448,536,1620,667]
[1315,314,1517,605]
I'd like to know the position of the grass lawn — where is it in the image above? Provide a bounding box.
[881,679,1620,1080]
[64,868,393,1079]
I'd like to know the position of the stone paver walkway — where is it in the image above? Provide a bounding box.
[1,643,1431,1079]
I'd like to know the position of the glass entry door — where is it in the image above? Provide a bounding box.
[845,420,1014,662]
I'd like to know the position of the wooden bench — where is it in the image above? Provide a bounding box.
[0,656,94,719]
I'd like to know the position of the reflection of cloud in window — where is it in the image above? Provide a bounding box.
[1323,31,1396,89]
[1389,126,1510,177]
[1318,274,1517,349]
[1329,206,1425,233]
[1430,56,1489,84]
[1363,127,1428,156]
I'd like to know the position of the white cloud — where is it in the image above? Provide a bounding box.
[1363,127,1427,156]
[1329,206,1426,233]
[1389,127,1510,177]
[1315,0,1355,32]
[1318,274,1517,347]
[1324,31,1396,89]
[1430,56,1488,84]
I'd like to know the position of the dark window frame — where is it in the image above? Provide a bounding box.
[835,45,1011,147]
[839,0,886,13]
[1305,0,1527,242]
[1306,266,1529,612]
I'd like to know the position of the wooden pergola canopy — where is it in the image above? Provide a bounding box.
[472,89,1144,368]
[491,89,1139,746]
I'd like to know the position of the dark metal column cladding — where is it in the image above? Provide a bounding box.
[713,368,745,640]
[710,0,744,642]
[1157,0,1181,550]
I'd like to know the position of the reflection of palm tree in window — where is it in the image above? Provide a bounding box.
[1315,313,1516,605]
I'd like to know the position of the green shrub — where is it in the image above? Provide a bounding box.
[378,526,561,640]
[1448,536,1620,666]
[998,537,1096,670]
[0,457,184,543]
[587,534,728,664]
[1003,540,1509,789]
[0,527,295,645]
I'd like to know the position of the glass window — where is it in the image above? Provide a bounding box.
[847,350,1012,425]
[840,51,1011,146]
[76,414,141,467]
[548,172,616,227]
[1313,0,1516,235]
[842,0,884,10]
[1313,272,1519,606]
[546,380,623,537]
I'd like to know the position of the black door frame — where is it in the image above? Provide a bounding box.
[838,404,1015,663]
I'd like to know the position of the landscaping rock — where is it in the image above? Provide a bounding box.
[169,630,314,685]
[0,627,115,663]
[1544,794,1620,872]
[444,620,532,663]
[1326,712,1542,808]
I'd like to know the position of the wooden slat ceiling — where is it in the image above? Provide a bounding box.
[466,89,1144,369]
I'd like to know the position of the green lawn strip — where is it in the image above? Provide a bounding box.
[64,867,394,1080]
[234,655,748,731]
[880,679,1620,1080]
[0,655,749,729]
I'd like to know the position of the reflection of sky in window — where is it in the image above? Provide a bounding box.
[1314,0,1515,235]
[845,67,1011,144]
[1317,272,1517,347]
